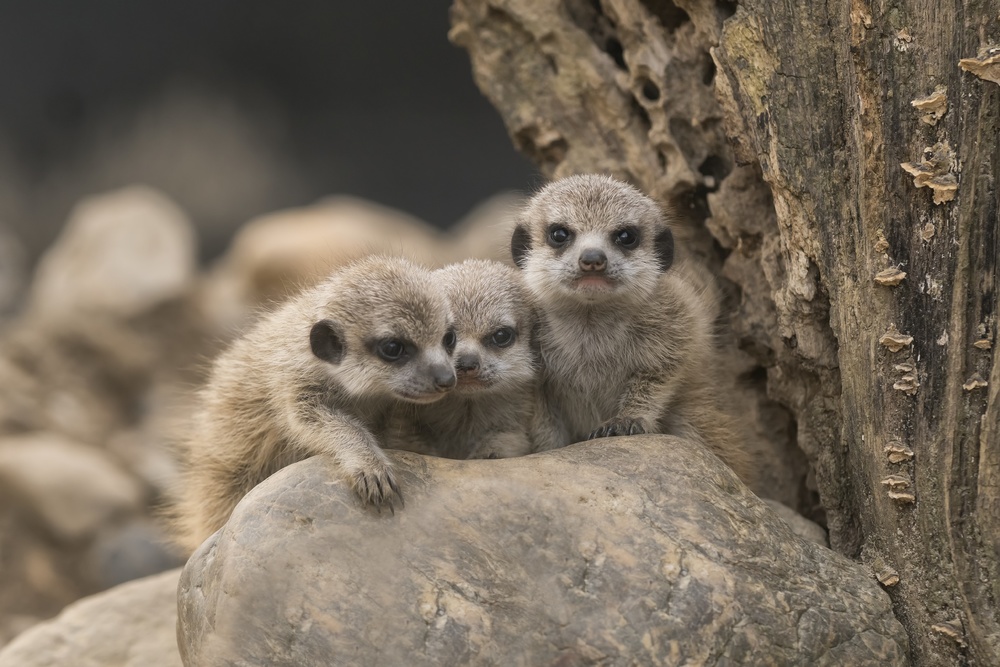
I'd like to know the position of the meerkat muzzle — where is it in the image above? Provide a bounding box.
[578,248,608,273]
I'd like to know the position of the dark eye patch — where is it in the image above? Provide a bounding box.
[654,227,674,271]
[370,337,416,363]
[613,227,640,249]
[546,224,573,249]
[486,326,516,348]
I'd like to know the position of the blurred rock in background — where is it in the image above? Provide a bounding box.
[200,196,449,333]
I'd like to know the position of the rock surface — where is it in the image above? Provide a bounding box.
[0,569,182,667]
[0,432,144,542]
[762,499,828,547]
[178,436,907,666]
[29,185,197,319]
[200,196,448,332]
[448,191,524,263]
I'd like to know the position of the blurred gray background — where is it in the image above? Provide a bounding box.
[0,0,536,263]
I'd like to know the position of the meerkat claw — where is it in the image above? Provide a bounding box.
[588,418,646,440]
[388,477,404,508]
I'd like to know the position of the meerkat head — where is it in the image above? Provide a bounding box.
[307,256,457,404]
[435,259,536,395]
[510,174,674,305]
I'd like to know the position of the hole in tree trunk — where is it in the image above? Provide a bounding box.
[564,0,628,70]
[701,54,717,86]
[716,0,738,20]
[605,37,627,70]
[699,155,731,188]
[640,0,691,33]
[639,77,661,101]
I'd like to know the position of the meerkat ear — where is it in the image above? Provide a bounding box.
[654,227,675,271]
[310,319,345,364]
[511,224,531,269]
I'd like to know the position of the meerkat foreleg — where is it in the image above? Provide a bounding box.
[528,391,571,452]
[588,371,676,440]
[285,403,403,508]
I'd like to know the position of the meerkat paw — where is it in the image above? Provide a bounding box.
[349,463,404,513]
[588,417,647,440]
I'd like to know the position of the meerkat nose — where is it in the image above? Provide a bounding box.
[432,365,457,391]
[579,248,608,273]
[455,353,481,375]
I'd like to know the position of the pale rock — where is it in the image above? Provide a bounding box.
[179,436,907,666]
[0,569,182,667]
[201,196,447,332]
[448,191,524,263]
[762,498,828,546]
[88,518,186,590]
[0,316,155,443]
[30,185,197,319]
[0,432,144,542]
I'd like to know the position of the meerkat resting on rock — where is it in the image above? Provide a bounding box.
[512,174,749,479]
[385,259,538,460]
[172,255,457,551]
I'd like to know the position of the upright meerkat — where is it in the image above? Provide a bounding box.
[511,174,749,478]
[385,259,538,460]
[172,255,457,551]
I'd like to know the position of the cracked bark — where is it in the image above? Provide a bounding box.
[450,0,999,664]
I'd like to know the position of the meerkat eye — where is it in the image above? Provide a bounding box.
[614,227,640,248]
[376,339,406,362]
[489,327,516,348]
[443,328,457,354]
[546,225,572,248]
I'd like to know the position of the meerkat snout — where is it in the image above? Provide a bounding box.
[578,248,608,273]
[432,364,458,391]
[455,351,481,376]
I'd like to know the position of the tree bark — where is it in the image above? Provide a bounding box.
[450,0,999,664]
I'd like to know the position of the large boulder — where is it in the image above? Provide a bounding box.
[0,569,182,667]
[0,432,144,543]
[200,196,448,332]
[29,185,197,320]
[447,191,524,263]
[178,436,907,666]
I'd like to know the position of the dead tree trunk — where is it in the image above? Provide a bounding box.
[450,1,999,664]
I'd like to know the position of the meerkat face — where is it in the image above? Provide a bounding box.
[510,174,674,305]
[436,260,537,395]
[308,257,457,404]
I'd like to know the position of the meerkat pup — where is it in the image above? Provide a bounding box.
[172,255,457,551]
[511,174,749,478]
[384,259,538,460]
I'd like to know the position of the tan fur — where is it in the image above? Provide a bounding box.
[384,260,538,459]
[170,255,457,552]
[513,174,751,480]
